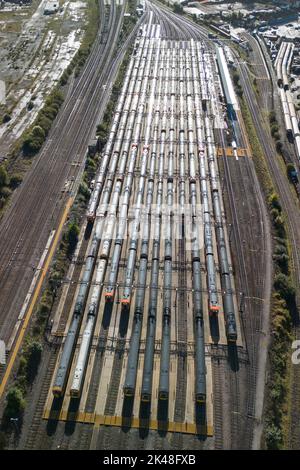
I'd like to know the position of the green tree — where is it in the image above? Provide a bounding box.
[270,193,281,212]
[274,273,295,303]
[66,222,79,253]
[26,341,42,382]
[32,125,45,139]
[265,423,282,449]
[4,387,25,419]
[173,3,183,14]
[0,166,9,188]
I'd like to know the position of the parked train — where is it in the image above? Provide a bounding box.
[52,35,149,398]
[53,36,238,411]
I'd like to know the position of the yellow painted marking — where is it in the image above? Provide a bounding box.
[0,197,74,399]
[237,110,252,158]
[42,409,213,436]
[217,147,247,157]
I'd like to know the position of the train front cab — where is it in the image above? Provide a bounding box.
[196,392,206,405]
[158,390,168,401]
[121,298,131,310]
[227,331,237,344]
[141,392,151,403]
[105,291,114,302]
[123,386,135,398]
[70,387,81,399]
[52,386,63,399]
[209,305,220,316]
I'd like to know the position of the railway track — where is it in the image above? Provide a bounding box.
[212,357,225,449]
[238,54,300,449]
[0,0,126,345]
[15,6,256,451]
[24,346,59,449]
[53,12,236,445]
[173,234,188,423]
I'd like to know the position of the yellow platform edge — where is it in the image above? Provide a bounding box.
[43,409,213,437]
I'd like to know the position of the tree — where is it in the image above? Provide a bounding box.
[265,424,282,449]
[270,193,281,212]
[233,71,240,86]
[276,140,283,154]
[2,114,11,124]
[32,125,45,139]
[0,166,9,188]
[66,222,79,253]
[173,3,183,14]
[269,111,277,124]
[4,387,25,419]
[274,273,295,303]
[26,341,42,382]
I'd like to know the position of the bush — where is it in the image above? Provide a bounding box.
[173,3,183,14]
[0,186,11,199]
[270,193,281,212]
[18,356,27,377]
[269,111,277,124]
[79,182,90,201]
[273,215,286,238]
[233,71,240,86]
[270,123,279,136]
[265,423,283,449]
[26,341,42,382]
[86,157,96,171]
[273,252,289,273]
[22,89,64,156]
[49,270,61,294]
[2,114,11,124]
[274,273,295,302]
[9,173,23,189]
[4,387,25,419]
[0,166,9,188]
[276,140,283,153]
[66,222,79,253]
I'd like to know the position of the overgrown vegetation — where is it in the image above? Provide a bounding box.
[117,0,137,46]
[0,148,99,441]
[269,111,283,155]
[60,0,100,85]
[238,94,295,449]
[0,8,132,444]
[0,165,12,209]
[22,89,64,156]
[2,339,42,428]
[173,3,183,14]
[0,0,100,218]
[232,71,243,98]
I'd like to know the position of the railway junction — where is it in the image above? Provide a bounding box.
[0,0,275,451]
